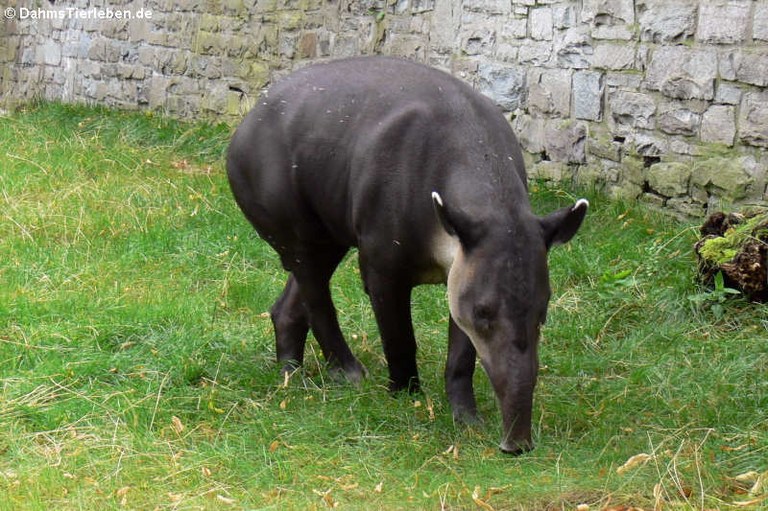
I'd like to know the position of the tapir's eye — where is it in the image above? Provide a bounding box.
[473,303,497,333]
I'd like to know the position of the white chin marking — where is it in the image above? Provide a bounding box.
[573,198,589,211]
[431,191,443,206]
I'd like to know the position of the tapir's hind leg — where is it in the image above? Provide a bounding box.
[270,275,309,374]
[290,246,367,383]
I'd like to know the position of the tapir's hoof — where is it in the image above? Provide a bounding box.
[329,359,368,385]
[499,440,534,456]
[451,407,480,426]
[388,377,421,394]
[279,361,302,377]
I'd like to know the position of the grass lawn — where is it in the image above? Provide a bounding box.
[1,103,766,510]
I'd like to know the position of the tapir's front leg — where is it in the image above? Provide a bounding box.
[361,266,420,393]
[445,316,478,422]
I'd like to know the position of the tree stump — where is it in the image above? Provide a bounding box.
[694,210,768,301]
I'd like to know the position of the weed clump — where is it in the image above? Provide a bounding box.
[694,210,768,301]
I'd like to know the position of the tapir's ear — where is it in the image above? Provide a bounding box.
[432,191,482,248]
[540,198,589,249]
[431,192,457,237]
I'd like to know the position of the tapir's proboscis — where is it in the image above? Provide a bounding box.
[227,56,587,454]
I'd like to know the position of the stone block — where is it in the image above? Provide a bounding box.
[477,62,526,111]
[464,0,509,14]
[609,90,656,130]
[500,18,528,40]
[645,46,717,100]
[658,107,700,136]
[572,70,603,121]
[647,161,692,197]
[637,0,698,43]
[545,120,587,163]
[696,0,751,44]
[592,43,635,70]
[582,0,635,39]
[528,161,568,182]
[554,26,592,69]
[754,2,768,41]
[512,113,546,154]
[412,0,436,13]
[739,91,768,148]
[632,132,668,156]
[527,68,571,117]
[700,105,736,146]
[37,40,61,66]
[581,0,635,25]
[692,157,752,200]
[588,127,623,162]
[607,183,644,201]
[518,41,553,66]
[715,83,742,105]
[667,197,705,218]
[605,72,642,89]
[553,5,578,29]
[460,23,497,56]
[495,43,518,63]
[723,50,768,87]
[298,32,318,58]
[592,25,635,40]
[530,8,554,41]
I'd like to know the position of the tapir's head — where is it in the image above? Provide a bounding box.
[432,192,588,454]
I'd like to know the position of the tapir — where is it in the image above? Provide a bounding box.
[226,56,587,454]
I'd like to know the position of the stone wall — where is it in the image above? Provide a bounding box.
[2,0,768,214]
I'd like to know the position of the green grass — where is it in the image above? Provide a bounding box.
[1,103,766,510]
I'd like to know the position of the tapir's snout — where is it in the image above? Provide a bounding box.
[480,335,539,456]
[498,392,535,455]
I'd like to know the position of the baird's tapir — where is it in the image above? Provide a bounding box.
[226,56,587,454]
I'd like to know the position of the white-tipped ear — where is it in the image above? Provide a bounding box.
[541,198,588,249]
[431,191,456,237]
[573,198,589,212]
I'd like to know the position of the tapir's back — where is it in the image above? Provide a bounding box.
[226,56,527,254]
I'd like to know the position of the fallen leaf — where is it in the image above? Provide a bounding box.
[653,482,663,511]
[750,471,767,496]
[426,397,435,421]
[313,488,337,508]
[116,486,130,506]
[282,370,290,388]
[723,444,750,452]
[201,466,212,477]
[733,471,761,484]
[472,486,495,511]
[269,440,280,452]
[374,481,383,493]
[279,399,288,410]
[171,416,184,435]
[216,494,236,505]
[733,496,767,507]
[616,453,653,475]
[576,505,590,511]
